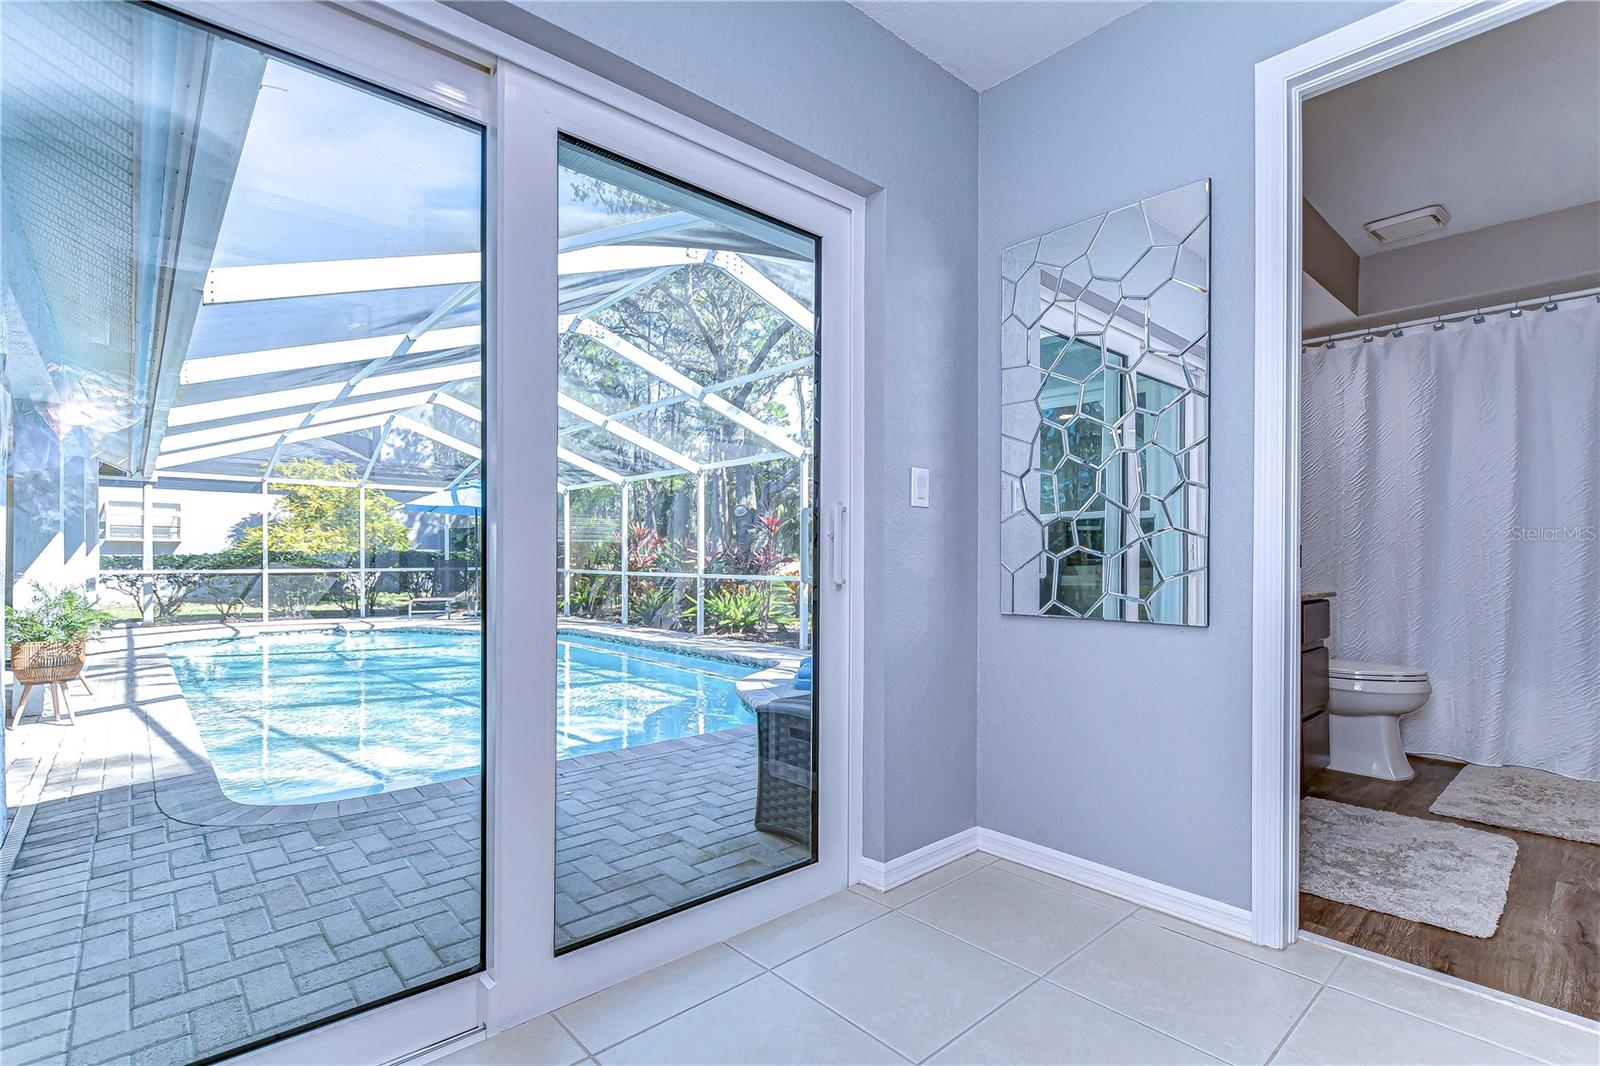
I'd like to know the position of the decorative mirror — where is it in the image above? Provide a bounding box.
[999,179,1210,626]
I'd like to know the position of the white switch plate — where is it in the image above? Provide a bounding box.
[909,466,930,507]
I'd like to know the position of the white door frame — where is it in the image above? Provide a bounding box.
[481,49,864,1033]
[154,2,868,1062]
[1249,0,1557,949]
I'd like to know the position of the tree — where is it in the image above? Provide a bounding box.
[231,459,410,558]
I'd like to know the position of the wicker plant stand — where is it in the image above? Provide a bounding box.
[9,640,88,727]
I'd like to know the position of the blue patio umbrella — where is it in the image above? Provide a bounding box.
[403,479,481,515]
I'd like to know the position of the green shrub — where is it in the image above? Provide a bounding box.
[703,584,765,634]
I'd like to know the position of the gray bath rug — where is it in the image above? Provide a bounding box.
[1300,798,1516,938]
[1430,764,1600,846]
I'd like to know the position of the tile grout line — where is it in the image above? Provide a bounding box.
[551,1013,594,1062]
[909,906,1144,1064]
[1127,908,1338,982]
[1284,957,1584,1065]
[756,893,972,1062]
[1310,939,1600,1041]
[1027,912,1235,1066]
[737,861,1011,1064]
[913,971,1046,1063]
[765,963,916,1063]
[561,923,853,1062]
[724,894,893,970]
[568,964,773,1059]
[892,894,1121,976]
[517,857,1588,1066]
[1145,906,1593,1054]
[1263,950,1348,1064]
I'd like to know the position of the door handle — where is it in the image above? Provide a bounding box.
[828,502,847,589]
[799,506,813,586]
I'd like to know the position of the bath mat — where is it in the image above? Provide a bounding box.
[1300,798,1516,937]
[1429,764,1600,845]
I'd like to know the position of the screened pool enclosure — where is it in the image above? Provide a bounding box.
[19,105,815,646]
[553,140,819,648]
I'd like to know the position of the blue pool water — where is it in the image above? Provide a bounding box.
[166,628,755,806]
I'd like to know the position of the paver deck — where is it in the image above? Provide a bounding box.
[1,621,806,1064]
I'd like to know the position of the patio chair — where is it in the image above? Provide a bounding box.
[407,595,454,618]
[446,588,480,618]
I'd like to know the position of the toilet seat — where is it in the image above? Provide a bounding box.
[1329,658,1428,683]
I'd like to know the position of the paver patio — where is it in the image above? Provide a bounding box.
[1,622,805,1064]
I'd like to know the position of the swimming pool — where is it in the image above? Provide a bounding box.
[166,628,756,806]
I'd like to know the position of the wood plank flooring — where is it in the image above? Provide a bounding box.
[1302,757,1600,1020]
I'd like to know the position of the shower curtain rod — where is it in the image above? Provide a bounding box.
[1302,284,1600,348]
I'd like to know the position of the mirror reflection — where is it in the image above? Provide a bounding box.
[999,179,1210,626]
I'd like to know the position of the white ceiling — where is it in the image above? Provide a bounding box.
[848,1,1147,90]
[1303,2,1600,257]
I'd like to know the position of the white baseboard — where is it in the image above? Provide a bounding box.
[976,828,1253,940]
[854,825,1252,943]
[855,827,981,892]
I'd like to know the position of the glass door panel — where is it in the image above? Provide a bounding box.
[1,5,484,1062]
[554,138,820,950]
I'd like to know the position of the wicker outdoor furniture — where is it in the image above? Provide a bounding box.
[754,694,814,844]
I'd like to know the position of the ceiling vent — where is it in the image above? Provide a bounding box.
[1363,205,1450,244]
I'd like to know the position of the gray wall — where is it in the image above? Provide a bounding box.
[465,2,981,860]
[1357,202,1600,321]
[977,1,1388,907]
[469,0,1431,905]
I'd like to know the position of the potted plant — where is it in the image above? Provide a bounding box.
[6,585,113,720]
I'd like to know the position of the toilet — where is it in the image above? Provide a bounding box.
[1326,659,1431,781]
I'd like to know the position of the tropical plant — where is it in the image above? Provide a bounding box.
[5,585,114,645]
[628,580,681,629]
[703,583,766,635]
[568,572,620,618]
[711,510,791,576]
[626,524,670,571]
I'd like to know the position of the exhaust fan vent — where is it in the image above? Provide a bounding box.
[1364,205,1450,244]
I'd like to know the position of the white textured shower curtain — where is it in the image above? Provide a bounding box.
[1301,300,1600,781]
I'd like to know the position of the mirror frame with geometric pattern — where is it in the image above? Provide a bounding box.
[998,179,1211,626]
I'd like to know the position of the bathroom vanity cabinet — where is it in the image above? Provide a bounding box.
[1301,595,1333,792]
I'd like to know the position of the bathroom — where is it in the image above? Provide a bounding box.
[1292,1,1600,1018]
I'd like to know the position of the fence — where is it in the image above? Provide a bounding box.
[96,564,481,625]
[558,566,808,648]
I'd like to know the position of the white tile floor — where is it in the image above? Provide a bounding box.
[439,854,1600,1066]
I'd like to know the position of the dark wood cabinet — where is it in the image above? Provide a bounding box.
[1300,597,1332,791]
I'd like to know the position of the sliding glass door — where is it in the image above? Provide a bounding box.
[1,6,484,1062]
[5,3,857,1058]
[552,139,821,949]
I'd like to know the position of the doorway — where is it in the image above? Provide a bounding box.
[1251,0,1598,1023]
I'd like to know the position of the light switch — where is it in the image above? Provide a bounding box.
[909,466,930,508]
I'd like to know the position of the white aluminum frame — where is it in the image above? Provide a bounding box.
[206,247,816,334]
[1249,0,1554,950]
[146,3,870,1063]
[477,50,862,1035]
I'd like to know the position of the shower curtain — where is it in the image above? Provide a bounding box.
[1301,299,1600,781]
